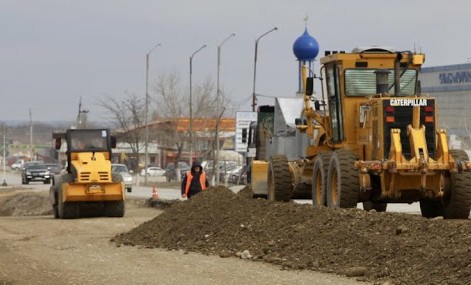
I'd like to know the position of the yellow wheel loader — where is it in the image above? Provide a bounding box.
[250,48,471,219]
[50,129,126,219]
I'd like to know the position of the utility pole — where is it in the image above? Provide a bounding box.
[29,109,34,160]
[144,43,161,184]
[189,44,207,164]
[76,97,89,129]
[215,33,235,184]
[2,125,7,186]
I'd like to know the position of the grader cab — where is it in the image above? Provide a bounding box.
[256,47,471,219]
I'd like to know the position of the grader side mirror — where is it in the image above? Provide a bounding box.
[306,77,314,96]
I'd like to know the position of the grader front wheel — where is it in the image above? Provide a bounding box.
[326,150,359,208]
[312,153,331,207]
[267,155,292,202]
[442,149,471,219]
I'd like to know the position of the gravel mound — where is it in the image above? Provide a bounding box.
[0,192,53,216]
[113,186,471,284]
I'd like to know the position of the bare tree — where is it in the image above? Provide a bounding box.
[97,92,145,163]
[153,71,219,163]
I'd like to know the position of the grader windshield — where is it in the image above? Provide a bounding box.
[344,69,418,96]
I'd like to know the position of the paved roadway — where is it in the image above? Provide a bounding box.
[0,170,422,215]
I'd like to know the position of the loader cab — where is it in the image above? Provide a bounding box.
[53,129,115,174]
[68,129,110,152]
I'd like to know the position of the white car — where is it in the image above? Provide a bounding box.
[140,166,166,176]
[11,159,26,171]
[111,164,133,192]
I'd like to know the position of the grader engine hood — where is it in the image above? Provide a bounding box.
[382,98,436,160]
[357,95,471,196]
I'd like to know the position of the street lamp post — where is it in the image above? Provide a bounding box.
[189,44,207,164]
[2,125,7,186]
[145,43,161,184]
[252,27,278,111]
[215,33,235,184]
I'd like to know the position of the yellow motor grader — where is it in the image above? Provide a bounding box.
[50,129,126,219]
[252,47,471,219]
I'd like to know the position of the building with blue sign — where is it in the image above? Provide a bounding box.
[419,63,471,142]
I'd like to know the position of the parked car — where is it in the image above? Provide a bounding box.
[140,166,166,177]
[228,165,248,185]
[165,162,190,182]
[11,159,26,171]
[45,163,61,175]
[22,161,50,184]
[219,164,244,184]
[111,163,133,192]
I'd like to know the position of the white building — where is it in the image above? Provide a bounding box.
[419,63,471,144]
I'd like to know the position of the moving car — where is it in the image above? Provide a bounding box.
[111,163,133,192]
[45,163,61,175]
[140,166,166,177]
[22,161,50,184]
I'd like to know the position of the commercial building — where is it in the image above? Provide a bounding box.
[419,63,471,147]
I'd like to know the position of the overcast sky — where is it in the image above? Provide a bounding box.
[1,0,470,122]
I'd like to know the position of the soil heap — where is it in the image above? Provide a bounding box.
[113,186,471,285]
[0,191,53,216]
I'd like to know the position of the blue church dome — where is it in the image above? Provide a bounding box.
[293,28,319,61]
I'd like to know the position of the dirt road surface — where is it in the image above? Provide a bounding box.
[0,188,364,285]
[2,170,470,285]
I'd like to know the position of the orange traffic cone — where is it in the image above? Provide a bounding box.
[152,185,159,201]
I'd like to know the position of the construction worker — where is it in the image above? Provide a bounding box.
[181,160,209,199]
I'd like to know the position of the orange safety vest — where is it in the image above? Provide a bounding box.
[184,171,207,196]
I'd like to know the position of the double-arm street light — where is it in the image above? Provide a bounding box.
[144,43,161,184]
[189,44,207,163]
[215,33,235,184]
[252,27,278,111]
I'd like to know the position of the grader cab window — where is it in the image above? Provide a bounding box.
[326,64,344,143]
[344,69,417,96]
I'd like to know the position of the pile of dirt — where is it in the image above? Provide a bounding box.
[0,192,53,216]
[113,186,471,284]
[0,192,149,217]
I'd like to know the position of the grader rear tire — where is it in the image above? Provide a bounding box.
[267,155,292,202]
[326,150,359,208]
[443,150,471,219]
[312,153,331,207]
